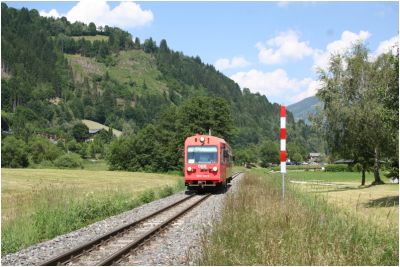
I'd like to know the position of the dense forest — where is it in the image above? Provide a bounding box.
[1,4,324,171]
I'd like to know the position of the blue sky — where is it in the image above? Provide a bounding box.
[4,1,399,105]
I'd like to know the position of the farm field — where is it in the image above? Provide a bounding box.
[268,170,399,228]
[1,168,184,254]
[81,119,123,137]
[70,35,109,42]
[199,169,398,265]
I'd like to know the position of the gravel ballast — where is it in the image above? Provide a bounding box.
[2,173,243,266]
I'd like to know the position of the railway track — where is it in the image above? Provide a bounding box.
[40,193,210,266]
[40,172,242,266]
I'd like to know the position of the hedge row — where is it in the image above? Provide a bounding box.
[269,164,356,172]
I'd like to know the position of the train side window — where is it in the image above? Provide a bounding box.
[223,150,229,162]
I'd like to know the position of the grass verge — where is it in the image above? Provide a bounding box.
[1,169,184,254]
[199,171,398,265]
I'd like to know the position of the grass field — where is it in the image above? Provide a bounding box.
[1,168,184,254]
[199,169,398,265]
[81,119,122,137]
[268,170,399,228]
[71,35,109,42]
[65,50,168,96]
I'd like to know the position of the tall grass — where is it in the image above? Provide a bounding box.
[199,172,398,265]
[1,180,184,254]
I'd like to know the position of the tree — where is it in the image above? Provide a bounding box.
[71,122,89,142]
[1,136,29,168]
[316,43,398,185]
[143,38,156,53]
[176,96,235,143]
[28,136,63,164]
[159,39,169,53]
[134,37,141,49]
[88,22,96,36]
[259,140,280,167]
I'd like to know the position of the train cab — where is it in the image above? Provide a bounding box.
[184,134,233,189]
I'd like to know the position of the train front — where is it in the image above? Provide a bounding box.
[184,135,224,189]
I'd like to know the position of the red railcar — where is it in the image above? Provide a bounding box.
[184,134,233,190]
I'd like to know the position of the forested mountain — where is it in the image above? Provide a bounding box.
[287,96,322,124]
[1,4,324,171]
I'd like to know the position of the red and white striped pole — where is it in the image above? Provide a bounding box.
[280,105,286,199]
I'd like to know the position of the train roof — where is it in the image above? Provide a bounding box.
[185,134,230,147]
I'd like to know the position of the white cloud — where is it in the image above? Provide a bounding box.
[230,68,300,97]
[375,36,398,56]
[313,30,371,71]
[214,56,250,71]
[39,9,61,18]
[256,30,314,65]
[40,0,153,28]
[230,69,323,104]
[277,1,289,8]
[290,79,324,104]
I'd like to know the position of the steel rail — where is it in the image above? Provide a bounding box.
[231,172,242,179]
[97,193,211,266]
[40,193,196,266]
[41,172,241,266]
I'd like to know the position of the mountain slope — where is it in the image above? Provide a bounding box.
[1,3,324,156]
[288,96,322,123]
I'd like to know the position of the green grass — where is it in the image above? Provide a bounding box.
[81,119,122,137]
[71,35,109,42]
[199,170,398,265]
[287,170,376,183]
[66,50,168,96]
[265,169,399,227]
[81,159,109,171]
[1,168,184,254]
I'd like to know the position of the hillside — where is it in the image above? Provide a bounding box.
[1,3,325,171]
[287,96,322,124]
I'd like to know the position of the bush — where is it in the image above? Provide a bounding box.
[1,136,29,168]
[324,164,352,172]
[54,153,83,169]
[352,163,363,172]
[28,136,63,164]
[139,189,155,204]
[158,186,174,198]
[270,165,321,171]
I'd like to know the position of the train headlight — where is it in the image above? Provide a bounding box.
[200,137,205,143]
[187,167,192,172]
[212,166,218,172]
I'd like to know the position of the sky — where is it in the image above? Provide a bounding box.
[4,0,399,105]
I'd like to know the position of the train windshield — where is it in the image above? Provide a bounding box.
[187,146,218,164]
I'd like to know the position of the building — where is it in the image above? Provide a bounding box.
[309,153,321,163]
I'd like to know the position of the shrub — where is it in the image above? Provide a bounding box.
[28,136,63,164]
[158,186,174,198]
[54,153,83,169]
[270,165,321,171]
[139,189,155,204]
[352,163,363,172]
[1,136,29,168]
[324,164,352,172]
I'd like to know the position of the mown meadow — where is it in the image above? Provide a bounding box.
[199,169,399,265]
[1,168,184,254]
